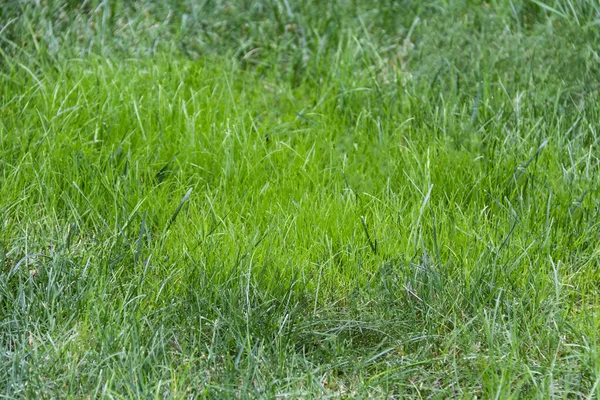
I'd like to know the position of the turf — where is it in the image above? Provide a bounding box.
[1,0,600,398]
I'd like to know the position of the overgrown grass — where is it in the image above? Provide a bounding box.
[1,0,600,397]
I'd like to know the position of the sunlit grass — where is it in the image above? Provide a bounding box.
[1,0,600,397]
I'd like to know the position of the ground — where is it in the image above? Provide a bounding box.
[1,0,600,398]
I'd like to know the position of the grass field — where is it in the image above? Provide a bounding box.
[2,0,600,397]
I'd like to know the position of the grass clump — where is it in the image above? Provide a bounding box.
[1,0,600,397]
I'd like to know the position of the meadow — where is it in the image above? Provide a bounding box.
[1,0,600,397]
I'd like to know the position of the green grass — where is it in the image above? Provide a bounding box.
[2,0,600,397]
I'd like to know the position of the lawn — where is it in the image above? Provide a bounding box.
[1,0,600,398]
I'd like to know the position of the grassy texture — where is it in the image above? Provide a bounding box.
[2,0,600,397]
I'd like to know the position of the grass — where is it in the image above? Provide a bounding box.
[1,0,600,397]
